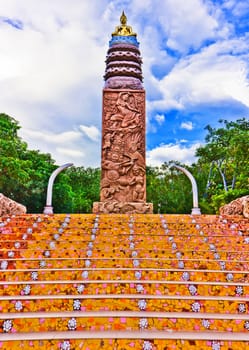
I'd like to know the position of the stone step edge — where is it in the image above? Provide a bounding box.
[1,279,249,286]
[0,330,249,341]
[1,310,249,320]
[1,294,248,301]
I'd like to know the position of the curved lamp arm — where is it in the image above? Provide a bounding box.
[169,164,201,215]
[43,163,73,214]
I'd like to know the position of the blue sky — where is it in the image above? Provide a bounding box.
[0,0,248,167]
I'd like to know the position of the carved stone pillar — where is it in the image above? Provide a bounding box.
[93,12,153,214]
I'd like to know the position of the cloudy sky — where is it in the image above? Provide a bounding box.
[1,0,249,167]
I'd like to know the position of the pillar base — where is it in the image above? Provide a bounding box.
[191,207,201,215]
[43,206,53,215]
[93,201,153,214]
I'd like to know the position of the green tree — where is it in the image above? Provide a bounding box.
[21,150,56,212]
[195,118,249,212]
[146,162,194,214]
[0,114,56,212]
[0,114,32,200]
[66,166,100,213]
[196,118,249,192]
[0,113,102,213]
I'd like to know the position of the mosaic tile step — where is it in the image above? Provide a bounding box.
[2,215,247,233]
[1,280,249,297]
[17,243,249,254]
[107,237,246,247]
[1,311,249,333]
[3,257,249,270]
[2,249,249,260]
[0,213,248,349]
[1,268,249,283]
[2,225,244,235]
[1,295,249,313]
[0,332,249,350]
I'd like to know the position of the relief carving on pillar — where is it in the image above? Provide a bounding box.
[101,90,146,203]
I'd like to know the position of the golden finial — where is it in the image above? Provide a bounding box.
[112,11,137,37]
[120,11,127,25]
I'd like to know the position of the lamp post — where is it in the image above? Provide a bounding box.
[169,164,201,215]
[43,163,73,215]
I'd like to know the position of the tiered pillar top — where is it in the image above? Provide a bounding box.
[104,12,143,90]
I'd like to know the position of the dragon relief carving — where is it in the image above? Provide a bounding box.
[101,90,146,203]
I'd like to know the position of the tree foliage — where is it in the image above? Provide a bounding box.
[0,114,100,213]
[195,118,249,212]
[65,166,100,213]
[0,114,56,211]
[146,162,194,214]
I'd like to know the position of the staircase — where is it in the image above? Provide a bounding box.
[0,213,249,349]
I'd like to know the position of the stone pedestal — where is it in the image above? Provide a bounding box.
[93,201,153,214]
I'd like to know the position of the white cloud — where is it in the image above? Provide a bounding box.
[56,147,85,158]
[154,114,165,125]
[79,125,100,142]
[20,128,82,144]
[146,143,200,167]
[180,121,194,130]
[18,126,100,168]
[162,0,220,53]
[152,37,249,112]
[133,0,228,53]
[229,1,249,16]
[135,0,249,119]
[0,0,248,169]
[0,0,107,166]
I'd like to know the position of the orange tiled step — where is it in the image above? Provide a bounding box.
[4,257,249,271]
[2,232,248,241]
[1,217,247,232]
[0,340,245,350]
[7,228,246,238]
[1,213,248,349]
[17,245,249,255]
[0,339,248,350]
[2,237,248,249]
[0,330,249,350]
[1,242,248,255]
[2,236,248,254]
[2,249,249,260]
[2,225,247,236]
[1,280,249,297]
[1,294,249,313]
[1,311,249,333]
[3,230,246,240]
[1,268,249,283]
